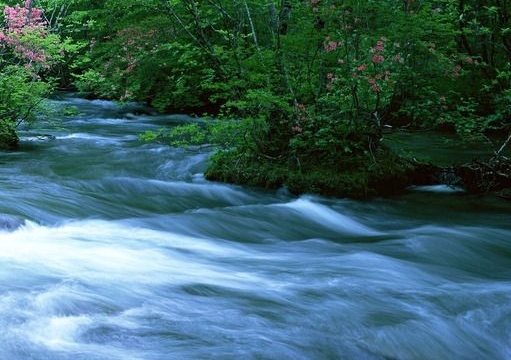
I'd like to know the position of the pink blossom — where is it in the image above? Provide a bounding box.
[357,64,366,72]
[324,41,338,52]
[292,125,303,133]
[0,2,53,69]
[372,54,384,64]
[452,64,462,77]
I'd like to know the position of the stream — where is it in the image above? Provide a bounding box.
[0,94,510,359]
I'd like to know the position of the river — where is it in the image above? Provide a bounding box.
[0,94,510,360]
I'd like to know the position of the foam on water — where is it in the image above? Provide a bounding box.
[278,197,382,236]
[1,220,279,288]
[27,315,93,349]
[55,133,130,144]
[410,184,465,193]
[1,95,510,359]
[0,219,292,358]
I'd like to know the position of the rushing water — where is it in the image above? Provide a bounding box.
[0,94,510,360]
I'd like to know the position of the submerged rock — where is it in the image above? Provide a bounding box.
[456,157,511,194]
[0,214,26,231]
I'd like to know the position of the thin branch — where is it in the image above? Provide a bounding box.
[242,0,262,61]
[161,0,202,48]
[496,132,511,158]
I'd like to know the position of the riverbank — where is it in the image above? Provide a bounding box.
[205,129,511,199]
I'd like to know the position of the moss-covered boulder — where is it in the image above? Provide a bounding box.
[205,145,414,199]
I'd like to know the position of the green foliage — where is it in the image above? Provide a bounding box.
[72,69,107,94]
[49,0,511,196]
[29,0,511,131]
[0,119,18,150]
[62,105,80,116]
[69,6,219,111]
[481,63,511,131]
[140,117,257,151]
[0,65,51,148]
[0,65,52,124]
[140,123,208,148]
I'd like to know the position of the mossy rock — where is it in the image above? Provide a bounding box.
[205,145,414,199]
[286,168,372,198]
[205,150,287,189]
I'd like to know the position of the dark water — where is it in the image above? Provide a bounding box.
[0,95,510,360]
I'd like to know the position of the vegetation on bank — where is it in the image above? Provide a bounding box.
[0,0,510,197]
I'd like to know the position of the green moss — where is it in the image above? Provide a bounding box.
[367,147,415,196]
[205,150,287,189]
[286,168,371,198]
[205,145,413,199]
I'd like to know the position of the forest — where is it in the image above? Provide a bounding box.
[0,0,510,198]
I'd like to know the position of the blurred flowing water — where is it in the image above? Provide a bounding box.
[0,94,510,359]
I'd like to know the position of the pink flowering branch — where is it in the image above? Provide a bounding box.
[323,34,403,116]
[0,1,59,71]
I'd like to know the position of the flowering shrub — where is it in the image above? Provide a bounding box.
[0,1,68,148]
[323,36,403,120]
[0,1,64,71]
